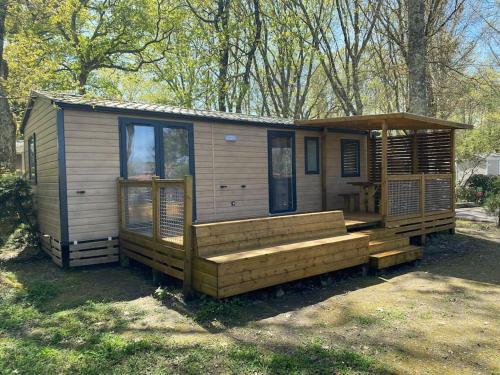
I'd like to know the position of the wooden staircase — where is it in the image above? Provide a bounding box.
[358,228,423,270]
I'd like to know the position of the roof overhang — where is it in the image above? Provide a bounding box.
[21,92,473,134]
[295,113,473,130]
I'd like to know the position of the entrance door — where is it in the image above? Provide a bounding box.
[268,131,296,214]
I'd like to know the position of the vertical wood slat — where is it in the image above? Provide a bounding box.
[411,131,419,174]
[183,175,194,298]
[420,173,425,218]
[380,121,388,224]
[151,176,160,267]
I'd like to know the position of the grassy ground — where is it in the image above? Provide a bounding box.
[1,221,499,375]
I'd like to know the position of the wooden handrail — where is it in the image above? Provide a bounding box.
[386,174,421,181]
[386,173,452,181]
[118,178,185,186]
[424,173,452,180]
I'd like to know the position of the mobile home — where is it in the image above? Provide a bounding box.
[22,91,471,297]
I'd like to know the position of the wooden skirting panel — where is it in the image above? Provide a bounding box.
[119,230,185,280]
[41,235,62,266]
[386,212,455,238]
[193,233,370,298]
[69,238,119,267]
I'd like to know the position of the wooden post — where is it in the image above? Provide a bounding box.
[420,173,426,244]
[117,177,129,267]
[183,175,194,299]
[321,128,328,210]
[450,129,456,234]
[152,176,160,241]
[420,173,425,218]
[380,121,388,224]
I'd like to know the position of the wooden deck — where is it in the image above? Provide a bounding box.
[344,213,382,230]
[192,211,370,298]
[117,178,454,298]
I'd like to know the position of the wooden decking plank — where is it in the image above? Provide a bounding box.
[206,233,368,264]
[369,246,422,270]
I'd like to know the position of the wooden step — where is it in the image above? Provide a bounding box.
[358,227,396,241]
[369,237,409,254]
[369,245,423,270]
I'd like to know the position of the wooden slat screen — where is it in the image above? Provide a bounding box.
[369,130,452,182]
[417,131,452,174]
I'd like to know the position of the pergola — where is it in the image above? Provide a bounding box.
[295,113,472,229]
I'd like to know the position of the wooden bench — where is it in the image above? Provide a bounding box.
[192,211,369,298]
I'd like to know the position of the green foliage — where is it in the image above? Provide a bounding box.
[457,174,500,204]
[484,178,500,226]
[0,173,39,248]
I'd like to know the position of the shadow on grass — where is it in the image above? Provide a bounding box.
[418,232,500,285]
[1,256,156,313]
[2,229,498,333]
[155,265,387,333]
[1,268,390,374]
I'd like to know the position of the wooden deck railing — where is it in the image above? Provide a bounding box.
[383,173,453,223]
[117,175,193,295]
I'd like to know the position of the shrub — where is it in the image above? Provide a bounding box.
[484,178,500,226]
[458,174,500,204]
[0,173,39,248]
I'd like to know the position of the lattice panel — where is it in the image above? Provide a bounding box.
[123,186,153,236]
[388,180,420,216]
[425,178,452,213]
[159,185,184,245]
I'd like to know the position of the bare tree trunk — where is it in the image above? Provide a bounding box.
[0,0,16,172]
[407,0,428,115]
[235,0,261,113]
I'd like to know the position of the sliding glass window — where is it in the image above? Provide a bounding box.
[120,118,194,180]
[124,125,156,179]
[162,127,190,179]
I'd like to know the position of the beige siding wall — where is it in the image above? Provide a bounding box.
[295,131,322,213]
[194,122,269,222]
[63,109,366,240]
[325,133,368,209]
[64,110,121,242]
[23,98,60,240]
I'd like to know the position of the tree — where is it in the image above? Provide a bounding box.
[407,0,428,115]
[11,0,179,94]
[0,0,16,172]
[293,0,382,116]
[252,1,321,118]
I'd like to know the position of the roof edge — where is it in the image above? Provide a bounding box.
[54,100,297,128]
[295,112,473,130]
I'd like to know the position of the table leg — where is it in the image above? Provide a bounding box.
[367,186,376,213]
[358,187,366,213]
